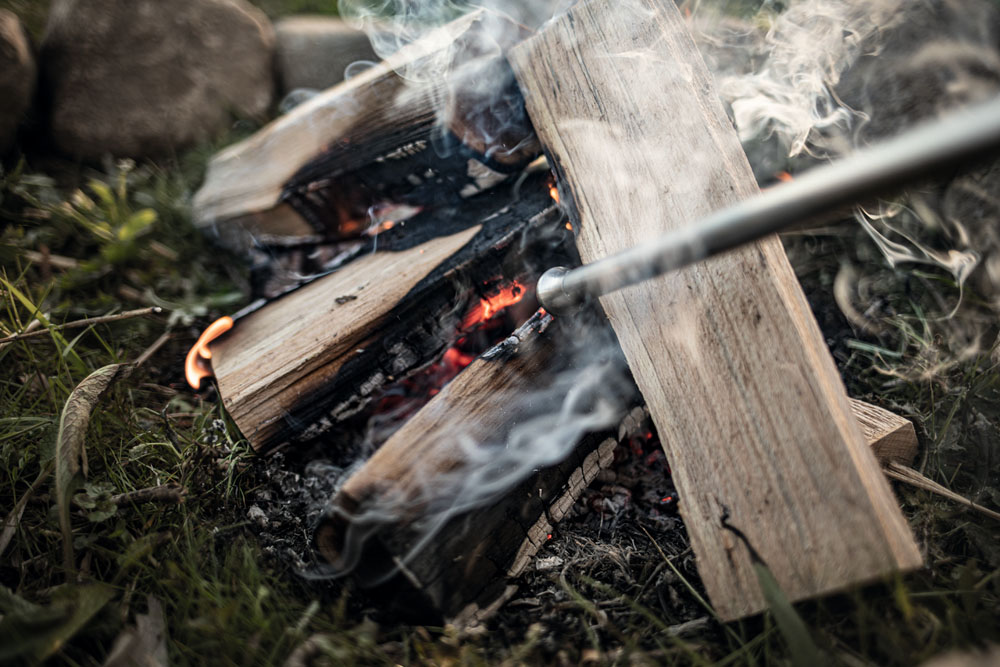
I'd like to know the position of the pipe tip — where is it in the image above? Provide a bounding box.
[536,266,582,316]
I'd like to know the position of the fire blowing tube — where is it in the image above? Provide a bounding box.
[537,95,1000,315]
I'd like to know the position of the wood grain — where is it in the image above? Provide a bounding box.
[193,13,478,228]
[316,311,641,621]
[212,225,481,448]
[849,399,918,466]
[510,0,922,619]
[193,11,538,244]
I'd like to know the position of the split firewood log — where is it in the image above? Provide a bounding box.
[193,10,540,250]
[509,0,921,620]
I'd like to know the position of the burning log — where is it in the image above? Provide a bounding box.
[208,175,566,451]
[313,299,915,623]
[508,0,921,620]
[314,310,641,623]
[193,10,539,249]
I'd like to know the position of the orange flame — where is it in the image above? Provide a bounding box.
[462,282,527,329]
[549,185,560,203]
[442,346,476,368]
[775,171,794,183]
[185,316,234,390]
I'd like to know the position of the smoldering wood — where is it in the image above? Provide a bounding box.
[313,305,916,625]
[315,310,643,623]
[315,315,917,627]
[209,174,567,452]
[509,0,921,620]
[193,10,539,248]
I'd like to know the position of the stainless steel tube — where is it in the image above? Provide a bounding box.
[537,96,1000,315]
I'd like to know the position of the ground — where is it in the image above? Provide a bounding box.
[1,0,1000,665]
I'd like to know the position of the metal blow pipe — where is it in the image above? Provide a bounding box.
[537,95,1000,315]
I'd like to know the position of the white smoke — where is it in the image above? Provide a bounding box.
[702,0,1000,363]
[715,0,904,157]
[313,0,1000,581]
[324,311,636,583]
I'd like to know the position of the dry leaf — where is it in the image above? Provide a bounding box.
[103,596,168,667]
[56,363,133,578]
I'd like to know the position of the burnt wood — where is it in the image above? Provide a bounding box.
[315,310,643,623]
[313,305,916,625]
[509,0,921,620]
[193,10,539,248]
[209,174,568,451]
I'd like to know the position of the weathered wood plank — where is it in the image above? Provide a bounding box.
[315,310,640,621]
[509,0,922,619]
[849,398,918,466]
[193,12,476,229]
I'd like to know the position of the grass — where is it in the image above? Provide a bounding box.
[2,0,1000,664]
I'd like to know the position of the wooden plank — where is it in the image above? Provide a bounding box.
[213,225,478,447]
[849,399,918,466]
[509,0,922,619]
[315,310,642,621]
[193,12,476,227]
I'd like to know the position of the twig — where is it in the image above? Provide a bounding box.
[0,318,42,352]
[665,616,710,637]
[112,484,185,506]
[886,462,1000,522]
[0,307,163,344]
[22,249,80,271]
[134,331,172,368]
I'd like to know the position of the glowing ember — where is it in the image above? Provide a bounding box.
[185,316,234,390]
[775,171,794,183]
[461,282,527,329]
[368,282,535,434]
[364,219,396,236]
[442,346,476,368]
[549,185,560,203]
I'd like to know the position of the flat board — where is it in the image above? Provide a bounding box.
[509,0,921,619]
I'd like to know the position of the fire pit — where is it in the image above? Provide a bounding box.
[185,0,1000,629]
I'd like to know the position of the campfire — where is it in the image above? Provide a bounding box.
[184,0,1000,628]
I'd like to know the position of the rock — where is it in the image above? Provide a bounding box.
[275,16,377,94]
[0,10,36,154]
[40,0,275,160]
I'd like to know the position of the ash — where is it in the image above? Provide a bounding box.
[241,428,370,577]
[489,432,706,648]
[243,409,706,648]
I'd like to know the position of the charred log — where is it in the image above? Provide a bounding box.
[209,173,570,452]
[193,10,540,249]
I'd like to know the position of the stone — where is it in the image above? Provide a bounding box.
[40,0,276,160]
[0,10,36,154]
[274,16,377,94]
